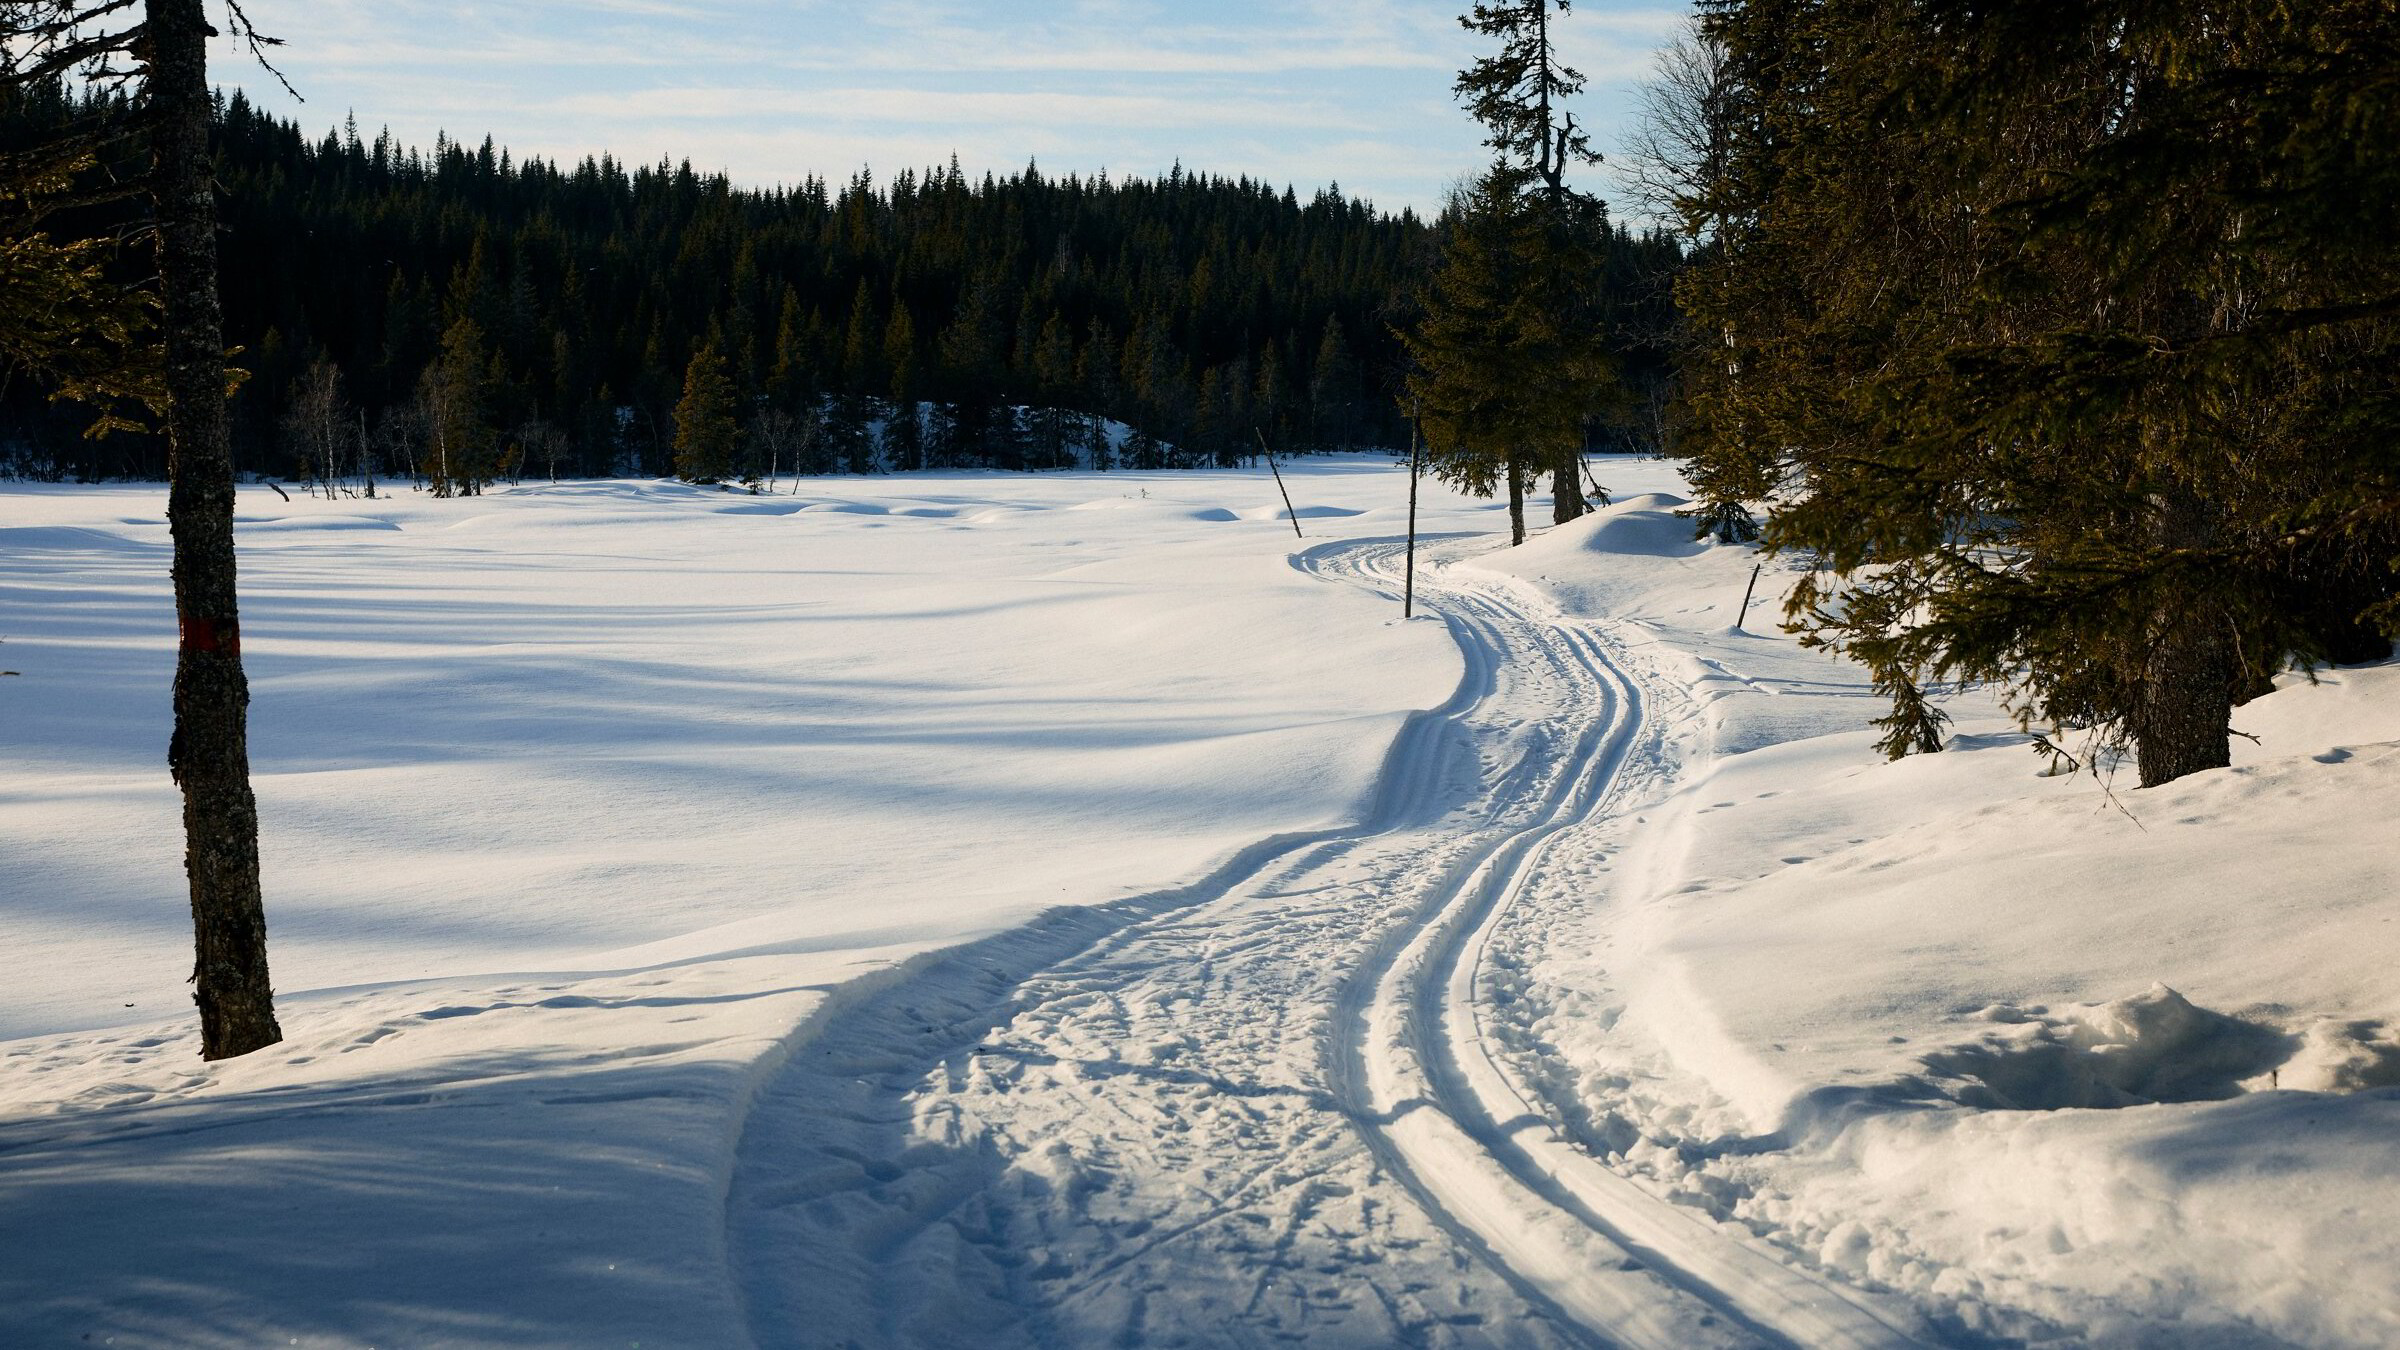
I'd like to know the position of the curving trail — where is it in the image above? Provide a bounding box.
[726,537,1927,1349]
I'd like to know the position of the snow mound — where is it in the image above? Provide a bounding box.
[1240,503,1366,521]
[2236,657,2400,758]
[1920,985,2291,1110]
[1526,492,1707,560]
[2280,1017,2400,1092]
[0,525,158,552]
[233,515,403,534]
[1521,648,2400,1344]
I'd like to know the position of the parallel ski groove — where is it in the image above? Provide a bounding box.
[1313,542,1927,1350]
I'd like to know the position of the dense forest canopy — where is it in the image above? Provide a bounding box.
[1,86,1679,484]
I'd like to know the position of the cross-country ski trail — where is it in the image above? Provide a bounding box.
[726,535,1932,1349]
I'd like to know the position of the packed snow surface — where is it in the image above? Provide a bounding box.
[4,463,2394,1347]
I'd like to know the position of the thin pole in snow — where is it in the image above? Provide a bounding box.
[1405,402,1422,619]
[1256,428,1303,540]
[1736,560,1763,631]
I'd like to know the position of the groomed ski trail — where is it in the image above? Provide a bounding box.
[727,536,1927,1350]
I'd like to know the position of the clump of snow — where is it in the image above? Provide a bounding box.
[1922,984,2290,1110]
[2278,1016,2400,1093]
[1735,1086,2400,1346]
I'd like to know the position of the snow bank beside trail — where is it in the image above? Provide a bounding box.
[1467,485,2400,1346]
[1606,705,2400,1135]
[1768,1086,2400,1347]
[1646,687,2400,1345]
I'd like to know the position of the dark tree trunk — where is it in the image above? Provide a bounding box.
[1507,454,1526,545]
[2130,486,2234,788]
[2132,609,2235,787]
[150,0,282,1059]
[1552,456,1586,524]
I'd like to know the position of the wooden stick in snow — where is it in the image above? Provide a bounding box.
[1736,561,1763,631]
[1255,428,1303,540]
[1406,404,1422,619]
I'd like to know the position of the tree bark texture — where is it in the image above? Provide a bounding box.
[1507,456,1527,545]
[150,0,281,1058]
[1551,459,1586,524]
[2130,485,2235,788]
[2132,606,2235,787]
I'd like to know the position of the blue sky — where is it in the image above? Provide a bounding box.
[220,0,1688,217]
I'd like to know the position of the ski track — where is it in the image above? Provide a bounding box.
[726,536,1931,1350]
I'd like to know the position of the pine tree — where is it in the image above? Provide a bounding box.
[1416,0,1623,536]
[821,393,874,474]
[1404,166,1613,545]
[419,317,496,496]
[672,341,740,483]
[882,302,923,472]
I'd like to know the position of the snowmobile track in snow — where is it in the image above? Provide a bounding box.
[727,535,1926,1349]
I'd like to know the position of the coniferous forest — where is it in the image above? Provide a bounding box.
[0,87,1681,486]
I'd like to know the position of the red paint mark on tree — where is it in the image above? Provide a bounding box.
[179,616,239,657]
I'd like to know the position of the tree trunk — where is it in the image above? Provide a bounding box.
[1552,456,1586,524]
[2130,485,2234,788]
[150,0,281,1059]
[1507,454,1526,545]
[2132,609,2235,787]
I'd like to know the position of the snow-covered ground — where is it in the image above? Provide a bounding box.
[4,461,2394,1347]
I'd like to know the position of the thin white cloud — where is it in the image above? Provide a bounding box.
[542,86,1380,134]
[216,0,1690,214]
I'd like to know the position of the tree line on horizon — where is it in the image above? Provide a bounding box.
[1,85,1681,489]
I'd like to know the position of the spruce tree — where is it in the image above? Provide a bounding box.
[821,393,873,474]
[1404,166,1615,545]
[1415,0,1623,536]
[5,93,1487,479]
[882,304,923,472]
[0,138,159,432]
[1458,0,1600,198]
[419,317,496,496]
[672,341,739,483]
